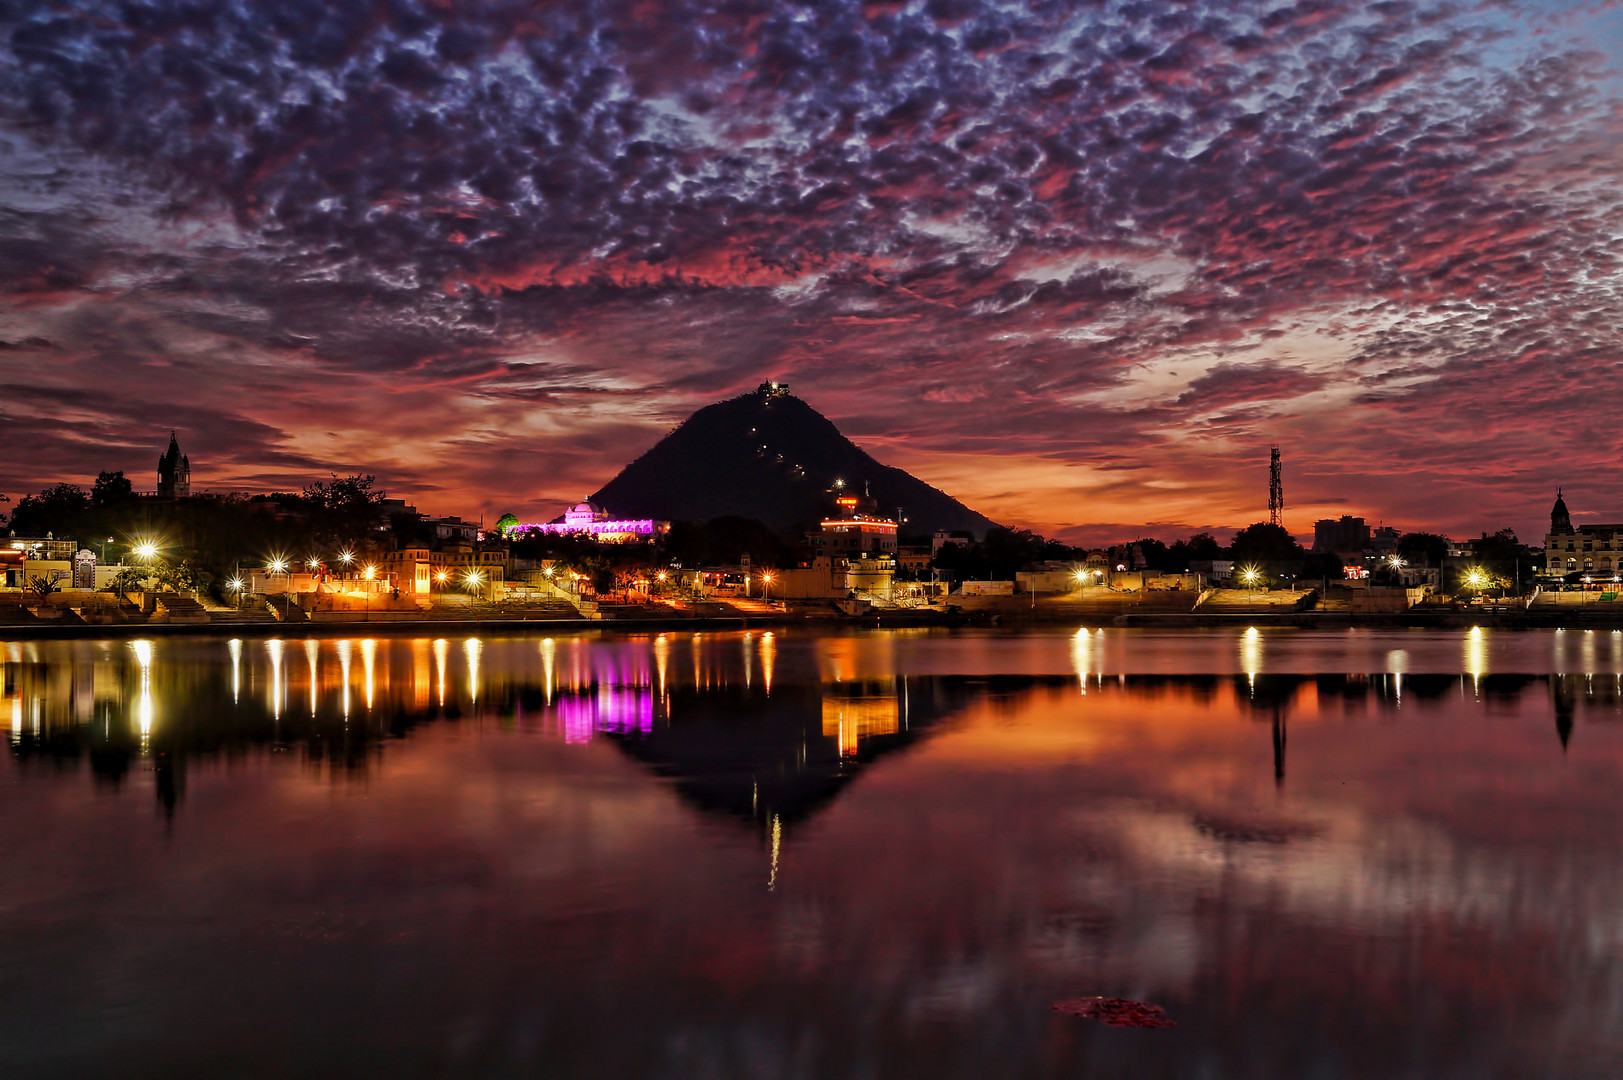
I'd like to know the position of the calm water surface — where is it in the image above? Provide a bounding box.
[4,627,1623,1078]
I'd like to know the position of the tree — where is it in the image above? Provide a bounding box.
[106,567,147,593]
[303,474,385,540]
[1167,532,1225,569]
[1300,551,1347,583]
[26,573,61,596]
[155,558,204,593]
[1229,522,1303,564]
[1471,529,1536,591]
[6,483,90,536]
[495,513,520,536]
[1397,532,1450,568]
[92,470,135,508]
[663,517,792,568]
[1133,537,1171,571]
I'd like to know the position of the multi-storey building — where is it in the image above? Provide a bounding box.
[1544,490,1623,576]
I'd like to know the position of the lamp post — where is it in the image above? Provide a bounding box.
[761,571,773,601]
[132,541,159,595]
[362,564,377,620]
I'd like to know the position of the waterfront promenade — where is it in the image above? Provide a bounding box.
[2,594,1619,638]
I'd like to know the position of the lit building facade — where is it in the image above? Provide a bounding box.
[810,495,898,557]
[807,493,897,598]
[1544,490,1623,577]
[513,502,669,543]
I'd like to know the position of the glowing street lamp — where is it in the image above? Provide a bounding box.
[227,576,244,608]
[463,570,485,596]
[306,557,321,572]
[361,565,377,581]
[761,571,774,600]
[267,557,289,575]
[1463,567,1489,593]
[1239,565,1263,588]
[435,570,450,586]
[133,541,159,562]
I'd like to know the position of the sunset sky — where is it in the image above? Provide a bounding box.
[2,0,1621,545]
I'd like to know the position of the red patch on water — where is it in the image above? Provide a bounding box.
[1052,997,1176,1028]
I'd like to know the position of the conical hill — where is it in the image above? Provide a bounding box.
[589,386,997,537]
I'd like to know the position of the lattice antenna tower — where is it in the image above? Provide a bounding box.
[1268,446,1283,527]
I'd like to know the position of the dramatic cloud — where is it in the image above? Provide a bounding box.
[0,0,1620,541]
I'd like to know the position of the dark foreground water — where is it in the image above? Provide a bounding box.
[4,627,1623,1079]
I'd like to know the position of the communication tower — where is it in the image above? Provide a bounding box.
[1268,446,1283,527]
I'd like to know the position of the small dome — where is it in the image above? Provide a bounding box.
[1551,488,1574,535]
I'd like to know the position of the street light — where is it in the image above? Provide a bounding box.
[463,570,485,597]
[227,576,244,609]
[1240,565,1263,588]
[130,540,159,592]
[761,571,774,600]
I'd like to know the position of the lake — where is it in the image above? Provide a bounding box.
[4,627,1622,1078]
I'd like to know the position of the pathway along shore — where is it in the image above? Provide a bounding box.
[2,607,1621,639]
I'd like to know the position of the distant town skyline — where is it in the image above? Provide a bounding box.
[2,1,1621,546]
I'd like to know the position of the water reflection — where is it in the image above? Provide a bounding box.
[5,630,1623,1077]
[6,633,1623,827]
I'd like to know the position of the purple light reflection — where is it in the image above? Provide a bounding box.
[556,687,654,744]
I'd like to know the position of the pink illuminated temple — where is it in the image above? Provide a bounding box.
[511,502,669,543]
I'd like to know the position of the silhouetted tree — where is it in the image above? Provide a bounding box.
[1229,522,1302,563]
[91,470,135,508]
[1166,532,1224,569]
[1397,532,1450,567]
[663,517,792,568]
[6,483,90,535]
[303,474,385,541]
[1471,529,1536,590]
[1134,537,1171,570]
[26,573,61,596]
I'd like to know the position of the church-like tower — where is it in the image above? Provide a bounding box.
[1550,488,1573,536]
[157,432,191,499]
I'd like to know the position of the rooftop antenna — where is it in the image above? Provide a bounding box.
[1268,446,1283,527]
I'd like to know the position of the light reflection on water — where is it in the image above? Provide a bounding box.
[3,628,1623,1078]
